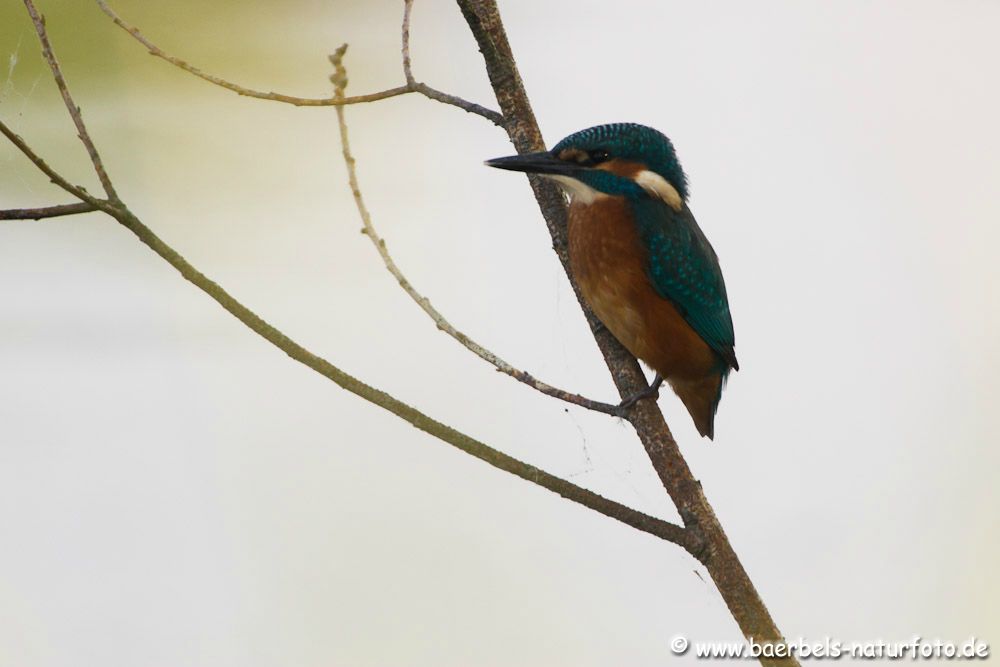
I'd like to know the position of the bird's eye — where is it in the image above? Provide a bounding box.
[589,149,610,164]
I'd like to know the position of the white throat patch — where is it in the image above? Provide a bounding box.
[634,170,684,211]
[545,174,608,205]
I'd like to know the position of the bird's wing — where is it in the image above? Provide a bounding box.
[630,197,738,370]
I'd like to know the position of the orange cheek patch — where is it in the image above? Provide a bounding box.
[596,158,646,179]
[557,148,588,163]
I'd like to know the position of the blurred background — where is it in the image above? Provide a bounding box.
[1,0,998,665]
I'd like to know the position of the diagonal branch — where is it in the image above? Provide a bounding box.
[0,118,102,205]
[103,200,698,553]
[94,0,504,126]
[329,45,621,417]
[23,0,118,201]
[0,202,98,220]
[94,0,396,107]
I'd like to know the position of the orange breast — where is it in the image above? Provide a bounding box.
[567,197,717,381]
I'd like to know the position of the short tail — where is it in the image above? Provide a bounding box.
[669,370,728,440]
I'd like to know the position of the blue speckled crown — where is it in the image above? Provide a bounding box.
[553,123,689,200]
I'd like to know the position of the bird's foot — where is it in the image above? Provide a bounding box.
[616,374,664,416]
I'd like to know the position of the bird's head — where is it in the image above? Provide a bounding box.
[486,123,688,209]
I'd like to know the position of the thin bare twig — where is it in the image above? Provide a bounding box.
[2,0,701,556]
[402,0,416,86]
[0,119,101,205]
[23,0,118,201]
[414,82,501,121]
[396,1,504,124]
[94,0,504,126]
[0,202,98,220]
[94,0,396,106]
[330,46,621,417]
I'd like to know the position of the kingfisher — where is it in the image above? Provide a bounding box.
[486,123,737,439]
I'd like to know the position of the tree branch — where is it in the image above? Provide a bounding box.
[402,0,416,86]
[94,0,505,126]
[0,202,98,220]
[0,118,102,205]
[23,0,118,201]
[329,45,621,416]
[101,201,698,554]
[455,1,796,662]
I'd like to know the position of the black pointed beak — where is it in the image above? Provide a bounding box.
[484,151,582,176]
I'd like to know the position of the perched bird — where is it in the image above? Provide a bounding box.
[486,123,737,439]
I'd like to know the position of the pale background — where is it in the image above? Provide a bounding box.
[1,1,997,665]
